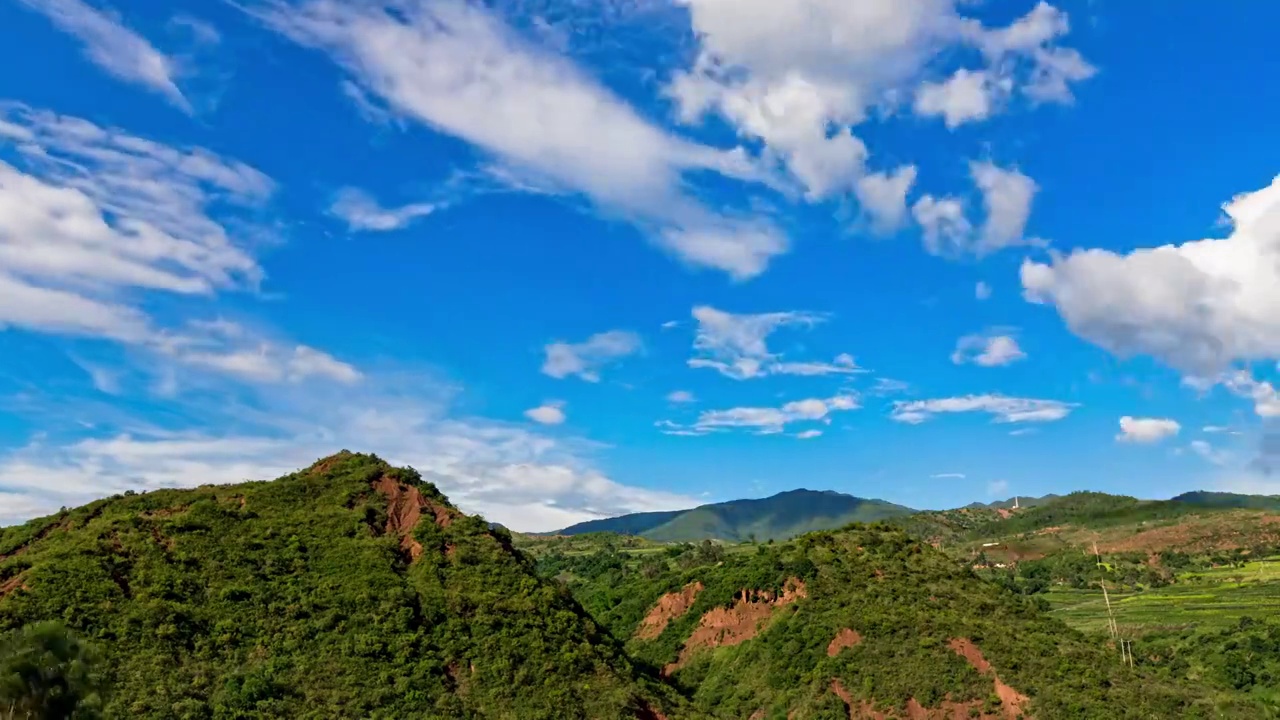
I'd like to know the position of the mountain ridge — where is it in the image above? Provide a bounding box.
[554,488,914,542]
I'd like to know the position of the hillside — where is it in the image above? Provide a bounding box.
[0,452,686,719]
[556,489,913,542]
[555,522,1262,718]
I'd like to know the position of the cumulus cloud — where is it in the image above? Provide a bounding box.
[254,0,788,279]
[524,401,566,425]
[914,69,1009,128]
[541,330,641,382]
[688,305,862,380]
[1022,176,1280,376]
[855,165,918,233]
[951,332,1027,367]
[668,0,1090,205]
[892,394,1075,424]
[913,195,972,255]
[15,0,190,110]
[662,393,860,436]
[1116,416,1181,443]
[970,161,1039,251]
[666,390,696,404]
[328,187,438,231]
[912,162,1040,257]
[794,429,823,440]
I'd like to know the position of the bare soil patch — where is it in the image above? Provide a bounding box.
[665,578,806,673]
[371,474,455,560]
[636,581,703,640]
[947,638,1030,719]
[827,627,864,657]
[0,572,29,600]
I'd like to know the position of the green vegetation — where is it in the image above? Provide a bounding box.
[5,464,1280,718]
[0,452,684,719]
[546,522,1265,718]
[555,489,913,542]
[0,622,103,719]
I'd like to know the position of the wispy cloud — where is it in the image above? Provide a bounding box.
[542,330,641,382]
[688,306,862,380]
[16,0,190,111]
[328,187,439,232]
[892,394,1075,424]
[662,393,859,436]
[252,0,788,279]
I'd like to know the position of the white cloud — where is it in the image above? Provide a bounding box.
[524,401,566,425]
[1189,439,1230,466]
[870,377,911,396]
[256,0,788,279]
[975,281,992,300]
[794,429,823,439]
[913,162,1039,257]
[970,161,1039,251]
[1116,416,1181,443]
[892,394,1075,424]
[1203,425,1241,435]
[666,390,696,404]
[541,330,641,382]
[15,0,190,111]
[951,332,1027,367]
[913,195,972,255]
[1022,176,1280,375]
[665,392,860,436]
[1217,370,1280,418]
[914,69,1008,128]
[987,479,1010,496]
[855,165,918,233]
[328,187,438,231]
[688,305,862,379]
[930,472,965,479]
[668,0,1091,202]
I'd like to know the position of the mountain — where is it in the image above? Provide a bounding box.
[555,522,1260,718]
[1173,491,1280,510]
[0,452,686,719]
[963,494,1061,510]
[556,489,914,542]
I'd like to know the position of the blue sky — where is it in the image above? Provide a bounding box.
[1,0,1279,531]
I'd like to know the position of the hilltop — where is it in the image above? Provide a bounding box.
[0,452,685,719]
[555,489,914,542]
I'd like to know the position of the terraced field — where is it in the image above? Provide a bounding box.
[1043,558,1280,636]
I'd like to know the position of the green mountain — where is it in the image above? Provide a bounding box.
[0,452,686,719]
[553,522,1263,718]
[1173,491,1280,510]
[963,494,1062,510]
[556,489,914,542]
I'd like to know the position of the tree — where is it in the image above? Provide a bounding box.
[0,622,103,719]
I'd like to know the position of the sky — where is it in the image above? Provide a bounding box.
[1,0,1279,532]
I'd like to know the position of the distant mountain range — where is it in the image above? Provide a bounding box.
[555,489,1280,543]
[554,489,914,542]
